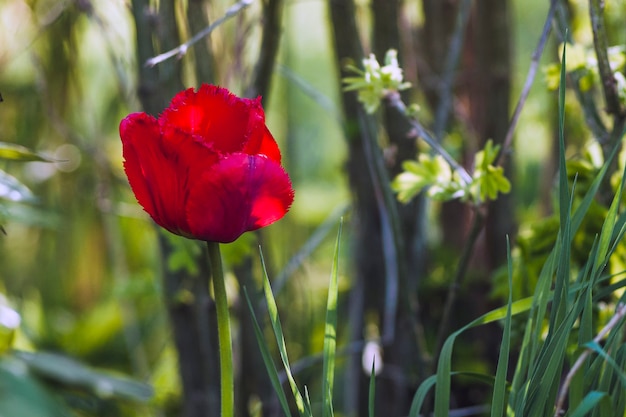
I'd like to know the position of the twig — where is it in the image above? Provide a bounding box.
[588,0,626,201]
[497,0,556,167]
[553,303,626,417]
[386,92,473,185]
[589,0,624,117]
[145,0,255,67]
[553,1,609,143]
[432,0,472,140]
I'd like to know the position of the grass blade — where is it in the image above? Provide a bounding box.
[591,163,626,276]
[490,237,513,417]
[243,288,292,417]
[585,340,626,388]
[409,375,441,417]
[551,39,575,337]
[259,250,311,417]
[368,361,376,417]
[321,221,342,417]
[569,391,609,417]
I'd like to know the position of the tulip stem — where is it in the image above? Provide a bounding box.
[207,241,234,417]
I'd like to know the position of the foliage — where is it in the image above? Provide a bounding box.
[544,43,626,99]
[408,41,626,417]
[1,1,626,416]
[0,141,54,233]
[343,50,411,113]
[345,50,511,206]
[0,300,152,415]
[246,222,342,417]
[392,139,511,205]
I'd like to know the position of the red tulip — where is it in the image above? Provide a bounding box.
[120,84,294,243]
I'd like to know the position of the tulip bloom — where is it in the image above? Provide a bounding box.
[120,84,294,243]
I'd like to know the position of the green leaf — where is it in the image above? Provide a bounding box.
[470,140,510,202]
[585,340,626,388]
[409,374,437,416]
[342,50,411,113]
[259,251,311,417]
[0,170,35,202]
[569,391,609,417]
[244,288,292,417]
[490,238,513,417]
[322,221,342,417]
[0,201,59,229]
[392,154,462,203]
[0,142,55,162]
[472,165,511,201]
[475,139,500,168]
[591,162,626,277]
[368,360,376,417]
[14,351,153,402]
[0,358,69,417]
[0,301,20,354]
[410,372,498,417]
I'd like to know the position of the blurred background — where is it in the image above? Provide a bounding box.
[0,0,624,416]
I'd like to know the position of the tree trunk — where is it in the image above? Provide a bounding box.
[131,2,221,416]
[468,0,515,270]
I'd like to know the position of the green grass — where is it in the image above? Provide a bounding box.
[246,222,343,417]
[409,39,626,417]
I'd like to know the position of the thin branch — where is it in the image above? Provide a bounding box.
[386,91,473,185]
[497,0,556,167]
[589,0,624,117]
[554,303,626,417]
[553,1,609,143]
[145,0,255,67]
[588,0,626,201]
[432,0,472,140]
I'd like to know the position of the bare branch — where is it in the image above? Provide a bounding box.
[497,0,556,167]
[589,0,624,117]
[145,0,255,68]
[496,0,556,165]
[386,92,473,185]
[554,303,626,417]
[553,1,609,143]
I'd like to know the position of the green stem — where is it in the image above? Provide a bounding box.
[207,241,233,417]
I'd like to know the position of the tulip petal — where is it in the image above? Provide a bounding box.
[186,154,294,243]
[243,125,282,163]
[160,85,271,155]
[121,113,196,237]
